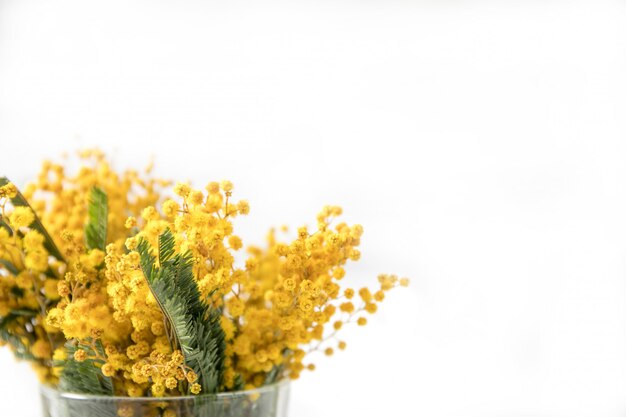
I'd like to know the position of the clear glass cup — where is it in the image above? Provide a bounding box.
[40,381,290,417]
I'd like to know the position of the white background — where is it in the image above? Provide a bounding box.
[1,1,626,416]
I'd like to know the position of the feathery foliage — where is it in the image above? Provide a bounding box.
[0,176,65,262]
[59,340,113,395]
[85,186,108,251]
[0,310,37,361]
[138,229,226,394]
[192,307,226,392]
[0,331,35,360]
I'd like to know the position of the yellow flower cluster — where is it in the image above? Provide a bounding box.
[0,152,408,397]
[22,150,166,253]
[229,208,408,385]
[0,192,62,382]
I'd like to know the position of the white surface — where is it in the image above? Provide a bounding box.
[1,0,626,416]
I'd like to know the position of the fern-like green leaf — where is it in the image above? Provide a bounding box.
[1,308,37,323]
[0,177,65,262]
[191,308,226,392]
[138,229,226,394]
[0,316,16,332]
[85,186,108,251]
[0,309,38,361]
[137,238,155,280]
[59,341,113,395]
[0,328,35,360]
[231,374,245,391]
[158,228,176,264]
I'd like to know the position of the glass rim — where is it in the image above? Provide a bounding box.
[40,378,290,402]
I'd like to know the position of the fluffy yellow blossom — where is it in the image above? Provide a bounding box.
[57,280,70,298]
[185,370,198,384]
[23,230,44,250]
[162,200,179,218]
[237,200,250,215]
[173,182,191,197]
[25,251,48,272]
[52,348,67,361]
[101,363,115,377]
[206,182,220,194]
[9,206,35,228]
[228,235,243,250]
[32,340,52,359]
[340,302,355,313]
[359,288,372,303]
[189,190,204,205]
[43,279,60,301]
[165,377,178,390]
[227,298,245,317]
[365,303,378,314]
[125,217,137,229]
[220,180,233,193]
[151,383,165,397]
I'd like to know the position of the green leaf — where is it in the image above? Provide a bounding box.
[0,259,18,275]
[5,308,37,319]
[0,316,16,332]
[0,312,22,332]
[0,309,38,355]
[85,187,108,252]
[9,287,24,298]
[0,218,12,236]
[158,227,176,264]
[59,340,113,395]
[137,238,155,280]
[138,229,226,394]
[191,308,226,392]
[232,374,245,391]
[264,364,284,385]
[0,177,65,262]
[58,341,117,417]
[0,327,35,360]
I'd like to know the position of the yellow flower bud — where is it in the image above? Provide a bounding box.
[73,349,88,362]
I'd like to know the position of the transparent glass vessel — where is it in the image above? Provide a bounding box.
[40,381,290,417]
